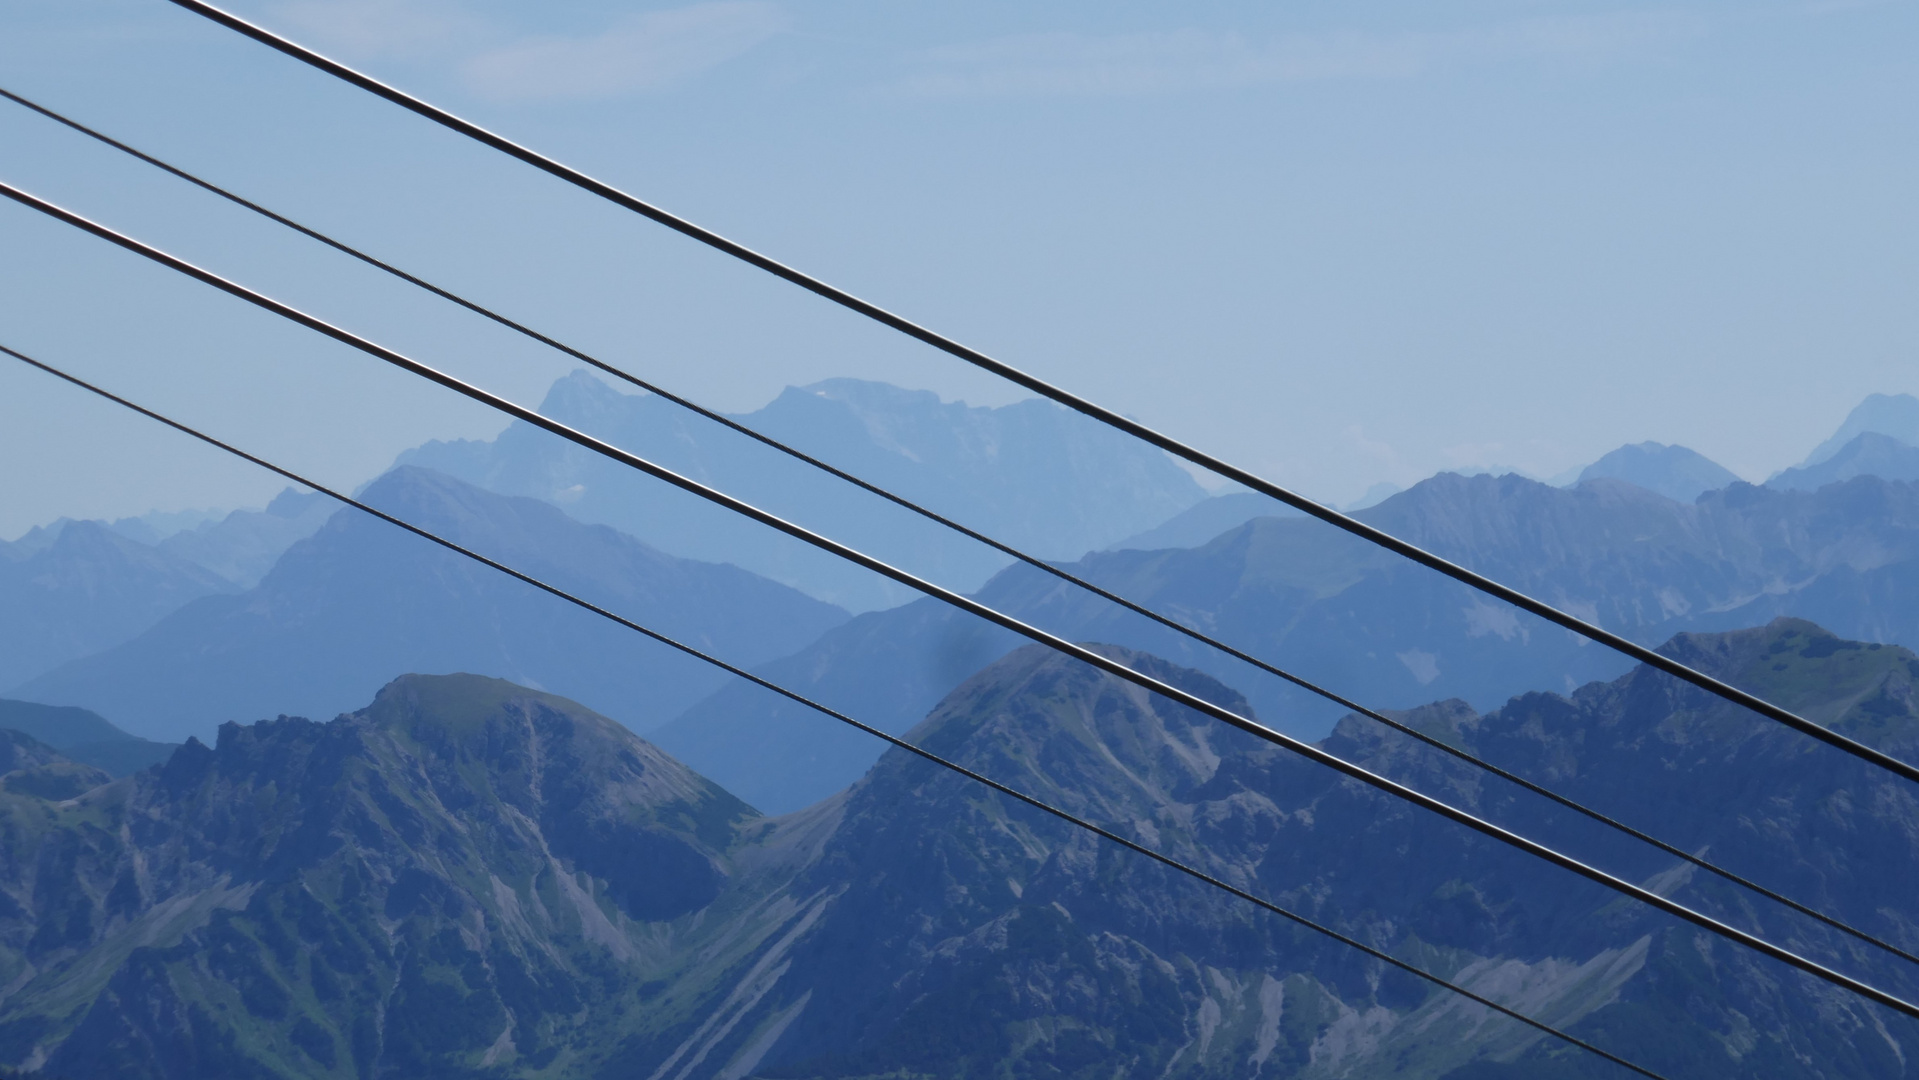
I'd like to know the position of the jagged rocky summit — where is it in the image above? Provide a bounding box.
[0,619,1915,1077]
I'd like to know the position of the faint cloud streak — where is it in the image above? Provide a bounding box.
[273,0,488,59]
[461,2,790,101]
[897,12,1706,98]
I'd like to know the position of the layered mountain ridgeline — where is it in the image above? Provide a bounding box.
[1790,392,1919,474]
[0,700,174,777]
[1769,432,1919,492]
[142,489,338,589]
[659,470,1919,812]
[1,491,338,690]
[398,373,1207,611]
[1,621,1915,1077]
[0,519,239,690]
[11,467,848,745]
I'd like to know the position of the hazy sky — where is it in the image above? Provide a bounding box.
[1,0,1915,537]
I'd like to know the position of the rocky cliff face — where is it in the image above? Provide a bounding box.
[1,622,1915,1078]
[0,675,771,1078]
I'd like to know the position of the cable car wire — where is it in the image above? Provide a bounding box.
[159,0,1919,791]
[5,181,1915,1022]
[0,338,1681,1080]
[6,83,1912,974]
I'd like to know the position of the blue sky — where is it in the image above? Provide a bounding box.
[1,0,1915,536]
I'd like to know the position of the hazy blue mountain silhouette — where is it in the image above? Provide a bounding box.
[0,519,239,690]
[0,699,174,776]
[1109,490,1299,550]
[150,487,337,587]
[1767,431,1919,492]
[657,471,1919,812]
[1794,391,1919,470]
[397,372,1207,611]
[10,467,847,744]
[1572,441,1740,502]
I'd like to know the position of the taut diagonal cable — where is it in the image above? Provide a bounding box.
[160,0,1919,790]
[0,339,1676,1080]
[7,83,1911,973]
[6,181,1915,1021]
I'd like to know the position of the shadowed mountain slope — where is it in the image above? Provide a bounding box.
[0,699,174,777]
[11,467,847,745]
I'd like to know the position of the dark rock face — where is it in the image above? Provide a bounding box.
[1,624,1917,1078]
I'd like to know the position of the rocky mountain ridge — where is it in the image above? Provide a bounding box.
[0,620,1914,1077]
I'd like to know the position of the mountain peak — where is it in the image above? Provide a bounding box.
[1572,441,1740,503]
[892,642,1259,815]
[536,369,641,428]
[1799,392,1919,469]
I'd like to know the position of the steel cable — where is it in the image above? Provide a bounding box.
[159,0,1919,789]
[4,84,1908,972]
[5,180,1915,1022]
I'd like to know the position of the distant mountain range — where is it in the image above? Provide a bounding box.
[9,380,1919,793]
[1792,391,1919,470]
[656,471,1919,813]
[1126,391,1919,563]
[144,488,338,587]
[1768,431,1919,492]
[397,373,1208,611]
[9,468,847,745]
[0,518,239,690]
[0,619,1911,1078]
